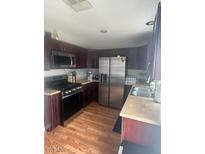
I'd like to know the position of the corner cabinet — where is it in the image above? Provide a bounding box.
[44,93,60,131]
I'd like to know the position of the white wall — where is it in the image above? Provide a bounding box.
[44,68,98,80]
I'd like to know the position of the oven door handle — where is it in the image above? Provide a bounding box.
[62,91,82,99]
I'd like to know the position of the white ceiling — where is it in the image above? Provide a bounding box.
[44,0,159,49]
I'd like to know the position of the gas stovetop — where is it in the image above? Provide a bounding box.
[45,75,83,97]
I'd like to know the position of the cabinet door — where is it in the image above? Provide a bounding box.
[87,51,99,68]
[44,32,51,70]
[44,93,60,131]
[92,82,99,102]
[136,46,148,70]
[50,39,61,50]
[74,46,87,68]
[126,48,138,69]
[122,117,161,150]
[83,84,89,107]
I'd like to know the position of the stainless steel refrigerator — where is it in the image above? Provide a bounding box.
[98,57,126,109]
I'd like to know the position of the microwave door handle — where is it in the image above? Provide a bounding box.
[70,57,73,66]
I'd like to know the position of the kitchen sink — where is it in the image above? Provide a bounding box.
[131,86,153,98]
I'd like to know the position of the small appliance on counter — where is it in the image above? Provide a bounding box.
[67,71,76,83]
[92,74,99,80]
[87,72,93,81]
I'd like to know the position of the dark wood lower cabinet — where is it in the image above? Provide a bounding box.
[44,93,60,131]
[122,117,161,151]
[83,82,99,107]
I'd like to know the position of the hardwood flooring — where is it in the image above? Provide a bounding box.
[45,102,121,154]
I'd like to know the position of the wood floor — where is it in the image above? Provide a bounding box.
[45,102,121,154]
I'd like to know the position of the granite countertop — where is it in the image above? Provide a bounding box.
[120,84,161,126]
[76,79,99,85]
[44,88,61,96]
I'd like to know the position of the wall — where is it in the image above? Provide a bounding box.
[44,68,98,80]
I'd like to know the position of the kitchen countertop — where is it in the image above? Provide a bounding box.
[44,88,61,96]
[76,79,99,85]
[120,84,161,126]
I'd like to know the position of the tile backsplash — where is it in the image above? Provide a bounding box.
[44,68,145,81]
[44,68,99,80]
[126,69,148,83]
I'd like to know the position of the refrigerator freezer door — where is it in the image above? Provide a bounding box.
[110,57,126,109]
[98,57,110,106]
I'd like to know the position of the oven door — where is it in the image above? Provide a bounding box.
[60,92,83,125]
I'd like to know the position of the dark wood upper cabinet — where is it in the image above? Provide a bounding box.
[136,46,148,70]
[87,50,99,68]
[44,32,51,70]
[73,46,87,68]
[44,32,148,71]
[50,39,72,52]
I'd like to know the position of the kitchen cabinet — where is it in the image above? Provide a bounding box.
[126,47,147,70]
[44,32,51,70]
[44,33,87,69]
[73,46,87,68]
[149,3,161,80]
[87,50,99,68]
[97,47,147,70]
[83,82,99,107]
[136,46,148,70]
[44,93,60,131]
[50,39,72,52]
[91,82,99,102]
[122,117,161,151]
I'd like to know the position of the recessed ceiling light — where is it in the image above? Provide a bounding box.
[146,21,154,26]
[100,29,108,33]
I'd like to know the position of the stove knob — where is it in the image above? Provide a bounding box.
[65,91,69,94]
[69,90,72,93]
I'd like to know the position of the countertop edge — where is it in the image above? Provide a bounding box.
[76,80,99,85]
[44,90,61,96]
[120,112,160,126]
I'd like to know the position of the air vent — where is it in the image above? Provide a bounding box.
[64,0,93,12]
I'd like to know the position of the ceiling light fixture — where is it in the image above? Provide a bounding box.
[146,21,154,26]
[100,29,108,33]
[64,0,93,12]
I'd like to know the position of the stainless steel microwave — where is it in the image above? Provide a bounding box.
[51,50,76,68]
